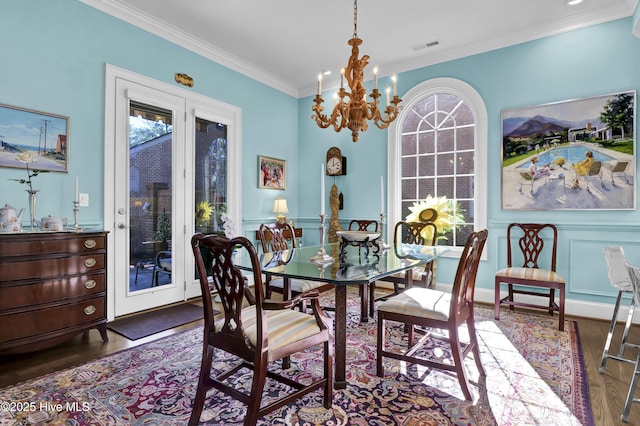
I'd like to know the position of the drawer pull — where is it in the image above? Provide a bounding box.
[84,305,96,315]
[84,279,97,289]
[84,258,97,267]
[84,239,97,249]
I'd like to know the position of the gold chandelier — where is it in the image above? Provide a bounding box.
[311,0,402,142]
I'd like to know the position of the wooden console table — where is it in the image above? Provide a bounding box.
[0,230,108,354]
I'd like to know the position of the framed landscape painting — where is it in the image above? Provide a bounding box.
[0,103,69,172]
[258,155,286,190]
[501,91,635,210]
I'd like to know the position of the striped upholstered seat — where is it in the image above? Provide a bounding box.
[495,266,564,283]
[215,306,323,349]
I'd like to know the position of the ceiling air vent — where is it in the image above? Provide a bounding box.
[411,40,440,51]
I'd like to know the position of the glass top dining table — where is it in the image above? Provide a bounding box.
[233,241,450,389]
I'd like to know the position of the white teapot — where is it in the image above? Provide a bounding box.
[39,215,67,232]
[0,204,24,232]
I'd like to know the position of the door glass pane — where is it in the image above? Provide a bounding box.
[194,118,227,235]
[128,101,173,291]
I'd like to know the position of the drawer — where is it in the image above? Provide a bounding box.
[0,254,105,282]
[0,234,105,258]
[0,273,105,310]
[0,296,105,342]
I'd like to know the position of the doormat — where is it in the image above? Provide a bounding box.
[107,303,208,340]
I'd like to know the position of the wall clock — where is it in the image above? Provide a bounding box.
[326,146,347,176]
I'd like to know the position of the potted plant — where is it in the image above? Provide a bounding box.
[153,209,171,251]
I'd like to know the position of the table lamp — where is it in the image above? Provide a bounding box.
[272,196,289,224]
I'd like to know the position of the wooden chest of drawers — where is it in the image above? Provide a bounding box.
[0,231,108,354]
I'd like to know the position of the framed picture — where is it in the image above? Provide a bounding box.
[0,103,69,172]
[501,91,635,210]
[258,155,286,190]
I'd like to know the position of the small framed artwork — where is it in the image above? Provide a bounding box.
[258,155,286,190]
[0,103,69,172]
[501,90,635,210]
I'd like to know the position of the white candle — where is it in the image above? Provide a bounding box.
[380,176,384,213]
[386,86,390,106]
[373,66,378,90]
[75,176,79,203]
[340,68,345,89]
[320,164,325,216]
[317,73,322,95]
[392,74,397,96]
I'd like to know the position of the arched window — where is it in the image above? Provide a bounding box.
[387,78,487,255]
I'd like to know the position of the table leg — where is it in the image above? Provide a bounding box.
[282,277,291,370]
[334,285,347,389]
[360,283,369,323]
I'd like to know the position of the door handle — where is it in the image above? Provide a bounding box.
[117,223,126,229]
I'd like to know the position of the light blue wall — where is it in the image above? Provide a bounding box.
[299,17,640,313]
[0,0,299,229]
[2,1,640,315]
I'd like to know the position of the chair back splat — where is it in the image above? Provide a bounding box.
[495,223,566,331]
[376,229,488,401]
[189,233,333,426]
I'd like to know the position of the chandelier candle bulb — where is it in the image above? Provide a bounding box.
[386,86,391,105]
[392,74,397,96]
[75,176,79,203]
[373,66,378,89]
[317,74,322,95]
[341,68,345,89]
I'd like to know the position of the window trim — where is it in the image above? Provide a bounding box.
[387,77,487,257]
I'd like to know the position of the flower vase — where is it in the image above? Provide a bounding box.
[27,189,38,230]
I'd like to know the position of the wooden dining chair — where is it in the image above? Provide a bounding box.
[258,222,334,302]
[494,223,566,331]
[189,233,333,426]
[376,229,488,401]
[368,208,438,317]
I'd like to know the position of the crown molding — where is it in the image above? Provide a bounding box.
[80,0,299,97]
[300,2,636,97]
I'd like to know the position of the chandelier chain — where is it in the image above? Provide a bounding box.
[353,0,358,39]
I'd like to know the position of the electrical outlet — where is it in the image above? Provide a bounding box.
[79,193,89,207]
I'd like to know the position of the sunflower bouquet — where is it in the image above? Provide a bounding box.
[405,195,464,243]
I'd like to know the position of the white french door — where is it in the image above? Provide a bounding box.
[104,64,242,319]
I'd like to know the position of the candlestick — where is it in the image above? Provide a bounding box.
[378,213,390,250]
[320,163,325,215]
[75,175,79,203]
[310,213,334,264]
[380,175,384,214]
[72,200,82,231]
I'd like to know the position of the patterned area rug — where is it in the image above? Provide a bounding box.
[0,292,593,425]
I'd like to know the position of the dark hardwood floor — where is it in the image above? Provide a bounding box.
[1,304,639,425]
